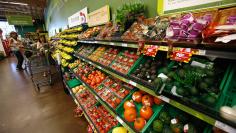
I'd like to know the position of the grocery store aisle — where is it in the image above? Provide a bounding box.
[0,57,87,133]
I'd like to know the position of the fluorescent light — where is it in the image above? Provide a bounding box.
[0,1,28,6]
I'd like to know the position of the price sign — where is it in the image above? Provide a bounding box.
[215,121,236,133]
[116,116,124,124]
[158,96,170,103]
[121,43,128,47]
[110,42,115,45]
[129,80,137,87]
[97,66,102,69]
[170,48,192,63]
[143,45,159,57]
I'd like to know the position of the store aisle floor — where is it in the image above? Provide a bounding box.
[0,57,88,133]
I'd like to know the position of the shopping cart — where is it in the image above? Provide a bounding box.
[23,45,53,92]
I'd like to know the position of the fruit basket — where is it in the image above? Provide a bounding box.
[109,49,141,74]
[66,79,82,89]
[116,91,164,132]
[128,53,175,91]
[162,57,233,111]
[147,104,211,133]
[97,47,121,66]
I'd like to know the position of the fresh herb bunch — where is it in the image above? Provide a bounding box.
[115,2,145,32]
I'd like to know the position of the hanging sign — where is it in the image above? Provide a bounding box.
[170,48,192,63]
[68,7,88,28]
[157,0,223,15]
[88,5,110,27]
[6,15,33,26]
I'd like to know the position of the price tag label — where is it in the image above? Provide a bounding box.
[215,121,236,133]
[116,116,124,124]
[159,96,170,103]
[74,99,78,105]
[122,43,128,47]
[94,41,98,43]
[159,46,169,51]
[97,66,102,69]
[88,61,92,64]
[82,83,86,86]
[110,42,115,45]
[95,96,99,100]
[197,50,206,55]
[82,58,85,61]
[170,48,192,63]
[129,80,137,87]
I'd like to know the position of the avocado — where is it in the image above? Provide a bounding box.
[204,78,214,86]
[151,75,157,80]
[153,119,164,133]
[190,97,199,103]
[161,68,169,74]
[176,87,185,96]
[205,95,216,106]
[199,82,208,90]
[170,122,183,133]
[163,126,173,133]
[178,69,185,78]
[167,71,175,79]
[206,70,214,77]
[159,111,171,124]
[189,86,199,96]
[145,63,150,68]
[141,68,147,72]
[151,69,157,74]
[151,66,157,70]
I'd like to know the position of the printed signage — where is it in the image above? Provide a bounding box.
[88,5,110,27]
[68,7,88,28]
[6,15,33,26]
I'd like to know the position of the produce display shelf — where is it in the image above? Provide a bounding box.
[71,70,137,133]
[63,80,99,133]
[77,40,236,60]
[74,53,236,133]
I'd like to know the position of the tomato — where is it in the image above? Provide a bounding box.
[95,77,101,84]
[115,98,121,104]
[124,108,137,122]
[140,106,153,120]
[134,117,146,131]
[132,91,142,103]
[154,97,163,105]
[139,90,147,95]
[91,81,95,86]
[123,100,135,110]
[142,95,154,107]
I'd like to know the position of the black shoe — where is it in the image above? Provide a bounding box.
[16,68,25,71]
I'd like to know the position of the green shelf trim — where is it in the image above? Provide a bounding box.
[72,74,136,133]
[77,40,236,60]
[74,54,236,132]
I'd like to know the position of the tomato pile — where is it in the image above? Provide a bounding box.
[87,106,118,133]
[123,90,163,131]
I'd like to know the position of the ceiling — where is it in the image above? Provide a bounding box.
[0,0,47,20]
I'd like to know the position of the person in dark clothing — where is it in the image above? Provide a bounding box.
[9,32,24,70]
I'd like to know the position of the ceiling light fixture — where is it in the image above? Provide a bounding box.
[0,1,28,6]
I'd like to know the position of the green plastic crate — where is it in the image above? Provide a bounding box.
[216,63,236,110]
[66,79,82,89]
[116,91,164,133]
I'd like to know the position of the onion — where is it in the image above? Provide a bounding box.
[179,30,189,38]
[181,13,194,23]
